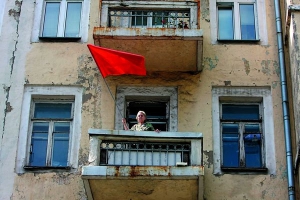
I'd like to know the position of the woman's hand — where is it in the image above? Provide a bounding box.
[155,129,160,133]
[122,118,129,130]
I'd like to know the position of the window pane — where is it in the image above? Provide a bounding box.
[42,2,60,37]
[132,11,148,27]
[65,2,82,37]
[222,104,260,120]
[244,124,262,167]
[218,7,233,40]
[222,123,239,167]
[34,103,72,119]
[240,4,256,40]
[152,11,164,27]
[52,122,70,166]
[30,122,49,166]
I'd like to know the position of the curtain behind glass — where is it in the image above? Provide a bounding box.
[240,4,256,40]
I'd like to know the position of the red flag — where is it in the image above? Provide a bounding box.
[87,44,146,78]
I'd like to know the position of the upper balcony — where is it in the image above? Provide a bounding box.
[93,1,204,72]
[82,129,204,200]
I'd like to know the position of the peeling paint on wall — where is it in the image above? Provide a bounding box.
[242,58,250,75]
[52,174,71,185]
[78,147,89,166]
[261,60,280,77]
[203,56,219,70]
[272,81,279,89]
[261,60,272,75]
[272,61,280,77]
[203,150,213,168]
[76,54,103,128]
[8,0,22,21]
[201,0,210,22]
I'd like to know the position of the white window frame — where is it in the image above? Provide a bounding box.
[31,0,90,42]
[212,87,276,175]
[210,0,268,45]
[16,86,83,173]
[115,86,178,132]
[101,1,198,29]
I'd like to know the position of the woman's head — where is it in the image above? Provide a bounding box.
[136,111,147,123]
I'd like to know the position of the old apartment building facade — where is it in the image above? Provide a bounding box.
[0,0,298,199]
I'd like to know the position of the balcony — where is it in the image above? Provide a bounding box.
[82,129,204,200]
[93,1,203,72]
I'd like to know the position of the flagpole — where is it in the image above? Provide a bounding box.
[102,78,129,130]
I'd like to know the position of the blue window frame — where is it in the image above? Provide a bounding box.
[29,102,73,167]
[221,104,264,169]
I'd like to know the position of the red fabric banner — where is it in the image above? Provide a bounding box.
[87,44,146,78]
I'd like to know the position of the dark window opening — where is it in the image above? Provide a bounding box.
[126,101,168,131]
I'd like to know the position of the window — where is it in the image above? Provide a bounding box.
[29,102,73,167]
[212,87,276,175]
[210,0,268,44]
[221,104,264,169]
[126,100,168,131]
[16,86,83,173]
[31,0,90,42]
[217,2,257,40]
[115,86,178,131]
[41,1,82,37]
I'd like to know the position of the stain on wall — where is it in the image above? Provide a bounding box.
[242,58,250,75]
[203,56,219,70]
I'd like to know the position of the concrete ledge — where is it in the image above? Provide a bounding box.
[82,166,204,178]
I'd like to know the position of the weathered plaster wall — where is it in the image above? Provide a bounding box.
[0,0,290,199]
[89,179,199,200]
[0,0,32,199]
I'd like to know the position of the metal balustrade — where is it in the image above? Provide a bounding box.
[108,9,191,29]
[100,141,190,166]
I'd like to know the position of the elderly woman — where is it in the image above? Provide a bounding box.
[122,111,160,132]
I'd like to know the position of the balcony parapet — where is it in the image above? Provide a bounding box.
[82,129,204,178]
[93,27,203,40]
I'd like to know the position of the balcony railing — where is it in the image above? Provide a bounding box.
[82,129,204,177]
[108,9,191,29]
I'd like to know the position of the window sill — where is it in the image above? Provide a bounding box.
[217,39,260,44]
[39,37,81,42]
[221,167,268,173]
[23,166,71,171]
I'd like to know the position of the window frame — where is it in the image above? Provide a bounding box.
[40,0,83,38]
[16,86,83,173]
[210,0,268,45]
[115,86,178,132]
[217,1,259,41]
[212,87,276,175]
[220,103,266,171]
[31,0,90,42]
[27,101,74,168]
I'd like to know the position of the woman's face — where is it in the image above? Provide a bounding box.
[137,112,146,123]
